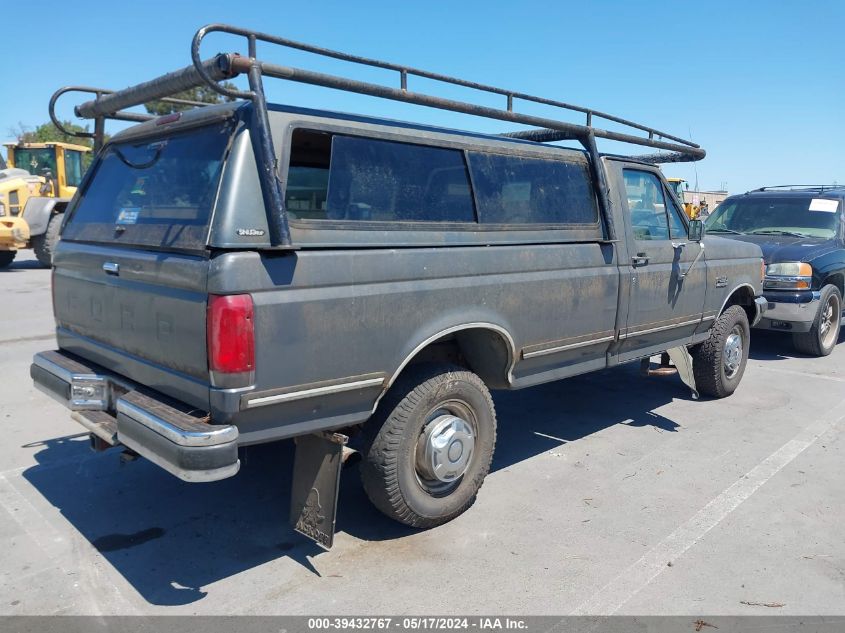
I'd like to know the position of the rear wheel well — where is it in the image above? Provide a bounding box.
[399,327,513,390]
[722,285,756,324]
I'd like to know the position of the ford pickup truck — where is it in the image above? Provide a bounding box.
[32,25,766,548]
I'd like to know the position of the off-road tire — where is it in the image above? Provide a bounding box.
[361,364,496,528]
[691,305,750,398]
[792,284,842,357]
[32,213,62,268]
[0,251,15,269]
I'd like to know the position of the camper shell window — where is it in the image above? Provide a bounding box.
[284,127,601,233]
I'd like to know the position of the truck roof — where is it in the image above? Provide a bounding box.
[737,185,845,199]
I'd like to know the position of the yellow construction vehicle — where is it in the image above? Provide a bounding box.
[0,141,90,267]
[0,167,37,268]
[666,177,698,219]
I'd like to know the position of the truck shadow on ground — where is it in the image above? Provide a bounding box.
[748,322,845,360]
[22,362,683,607]
[0,259,44,272]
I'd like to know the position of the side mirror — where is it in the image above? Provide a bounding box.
[688,219,704,242]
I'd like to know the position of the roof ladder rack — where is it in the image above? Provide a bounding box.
[50,23,707,248]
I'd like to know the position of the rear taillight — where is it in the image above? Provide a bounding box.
[207,294,255,375]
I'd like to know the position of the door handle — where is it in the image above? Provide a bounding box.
[102,262,120,275]
[631,253,649,267]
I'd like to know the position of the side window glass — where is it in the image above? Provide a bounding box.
[285,130,331,220]
[284,129,475,223]
[64,150,83,188]
[623,170,669,240]
[467,152,598,225]
[327,135,474,222]
[663,186,688,239]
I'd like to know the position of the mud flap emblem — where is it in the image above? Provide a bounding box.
[290,432,348,549]
[295,489,327,544]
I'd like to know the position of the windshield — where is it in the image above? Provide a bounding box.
[705,196,841,239]
[14,148,56,176]
[63,123,232,251]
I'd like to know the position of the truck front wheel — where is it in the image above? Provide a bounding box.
[691,305,750,398]
[0,251,15,269]
[792,285,842,357]
[361,364,497,528]
[32,213,63,268]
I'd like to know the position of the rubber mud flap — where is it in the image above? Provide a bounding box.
[290,432,348,550]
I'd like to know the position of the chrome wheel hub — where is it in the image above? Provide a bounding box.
[416,415,475,484]
[820,297,838,346]
[723,327,743,379]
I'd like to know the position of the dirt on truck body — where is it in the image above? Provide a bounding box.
[32,24,766,549]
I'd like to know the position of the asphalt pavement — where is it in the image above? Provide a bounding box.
[1,249,843,615]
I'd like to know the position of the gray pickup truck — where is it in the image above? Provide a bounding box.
[33,25,765,549]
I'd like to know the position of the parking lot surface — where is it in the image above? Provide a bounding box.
[1,250,843,615]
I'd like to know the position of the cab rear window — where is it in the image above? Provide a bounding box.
[63,123,232,251]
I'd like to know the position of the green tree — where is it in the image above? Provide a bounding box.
[11,120,96,148]
[144,82,238,115]
[7,121,102,170]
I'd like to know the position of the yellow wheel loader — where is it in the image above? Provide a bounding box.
[666,177,699,219]
[0,141,90,268]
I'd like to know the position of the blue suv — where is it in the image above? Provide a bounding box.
[706,186,845,356]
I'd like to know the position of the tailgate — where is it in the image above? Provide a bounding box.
[53,242,210,408]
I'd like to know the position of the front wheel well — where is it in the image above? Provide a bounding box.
[722,285,757,324]
[822,273,844,296]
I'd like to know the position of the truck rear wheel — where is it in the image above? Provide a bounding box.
[361,364,496,528]
[691,305,750,398]
[792,285,842,357]
[33,213,63,268]
[0,251,15,269]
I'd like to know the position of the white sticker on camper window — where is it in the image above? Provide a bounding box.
[809,198,839,213]
[116,208,140,224]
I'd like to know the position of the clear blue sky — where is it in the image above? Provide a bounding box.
[3,0,843,193]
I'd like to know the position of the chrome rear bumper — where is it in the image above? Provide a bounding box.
[31,350,239,482]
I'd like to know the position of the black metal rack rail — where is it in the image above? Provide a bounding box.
[752,185,842,192]
[50,23,706,247]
